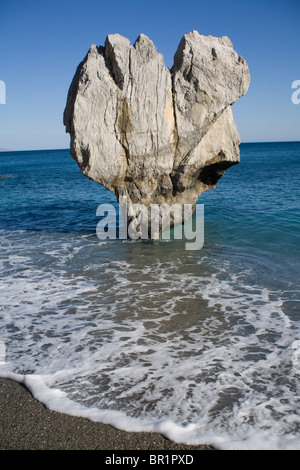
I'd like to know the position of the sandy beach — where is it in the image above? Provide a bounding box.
[0,378,214,451]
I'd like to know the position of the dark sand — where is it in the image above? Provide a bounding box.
[0,378,215,451]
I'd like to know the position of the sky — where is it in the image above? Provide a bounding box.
[0,0,299,150]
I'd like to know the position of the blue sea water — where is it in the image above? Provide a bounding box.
[0,142,299,449]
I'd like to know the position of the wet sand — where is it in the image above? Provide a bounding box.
[0,378,215,451]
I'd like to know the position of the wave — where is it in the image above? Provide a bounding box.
[0,231,299,449]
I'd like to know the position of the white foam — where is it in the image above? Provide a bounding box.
[1,368,299,450]
[0,230,299,450]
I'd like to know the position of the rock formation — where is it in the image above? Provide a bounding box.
[64,31,250,235]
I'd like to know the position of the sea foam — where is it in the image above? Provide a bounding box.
[1,143,299,450]
[0,230,299,450]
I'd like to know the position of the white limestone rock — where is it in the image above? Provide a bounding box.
[63,31,250,233]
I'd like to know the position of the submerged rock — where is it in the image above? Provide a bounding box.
[64,31,250,235]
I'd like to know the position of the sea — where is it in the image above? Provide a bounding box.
[0,142,299,450]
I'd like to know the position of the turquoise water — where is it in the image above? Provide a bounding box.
[0,142,299,449]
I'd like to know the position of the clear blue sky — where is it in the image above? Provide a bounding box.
[0,0,299,150]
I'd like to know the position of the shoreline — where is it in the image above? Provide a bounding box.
[0,378,215,451]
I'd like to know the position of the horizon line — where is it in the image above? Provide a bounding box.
[1,140,300,152]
